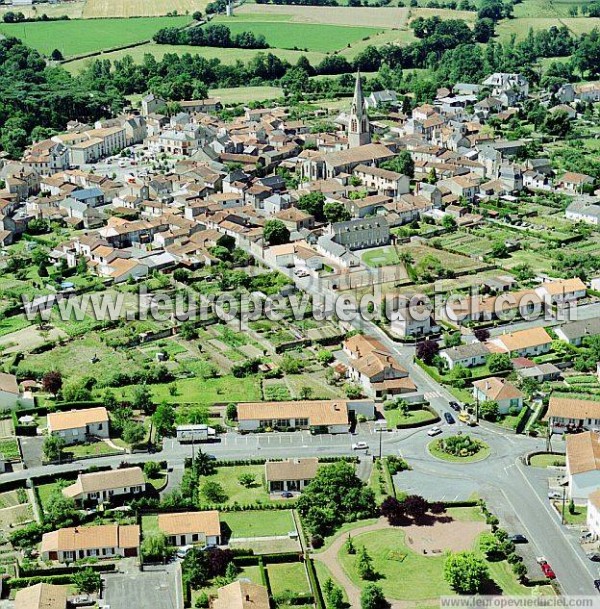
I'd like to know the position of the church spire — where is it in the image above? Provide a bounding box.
[348,71,370,148]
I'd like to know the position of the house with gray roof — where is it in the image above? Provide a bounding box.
[555,318,600,346]
[439,342,490,370]
[566,197,600,225]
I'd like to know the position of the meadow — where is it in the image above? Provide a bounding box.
[0,15,190,57]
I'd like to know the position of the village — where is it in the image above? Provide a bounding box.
[0,62,599,609]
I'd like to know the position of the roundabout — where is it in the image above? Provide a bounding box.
[428,434,491,464]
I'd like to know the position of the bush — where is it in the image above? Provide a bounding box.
[311,534,324,549]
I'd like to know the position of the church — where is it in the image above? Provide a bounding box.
[299,72,395,181]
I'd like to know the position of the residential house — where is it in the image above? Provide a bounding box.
[555,318,600,346]
[41,523,140,562]
[514,362,560,383]
[237,400,374,434]
[472,377,524,415]
[535,277,587,306]
[557,171,595,194]
[265,458,319,493]
[544,397,600,434]
[211,581,270,609]
[158,511,221,547]
[389,299,439,339]
[439,342,490,370]
[325,217,390,250]
[353,164,410,197]
[587,489,600,538]
[15,583,67,609]
[482,73,529,106]
[487,327,553,357]
[62,467,146,504]
[47,407,109,445]
[565,197,600,225]
[566,431,600,502]
[0,372,33,410]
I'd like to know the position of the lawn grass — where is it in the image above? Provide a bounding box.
[141,514,159,535]
[0,16,190,57]
[237,565,262,583]
[552,501,587,525]
[428,439,491,463]
[221,509,295,538]
[384,408,437,429]
[267,562,310,596]
[199,465,269,507]
[62,441,121,459]
[529,453,566,468]
[313,560,349,603]
[0,315,31,338]
[446,506,485,522]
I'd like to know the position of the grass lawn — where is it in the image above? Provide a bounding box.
[211,86,283,104]
[530,453,566,468]
[339,528,453,601]
[0,16,190,57]
[428,439,491,463]
[0,438,20,461]
[199,465,269,506]
[553,502,587,525]
[313,560,349,603]
[141,514,159,535]
[445,506,485,522]
[317,518,379,553]
[212,18,383,52]
[237,565,262,583]
[145,472,168,491]
[384,408,437,429]
[62,441,120,459]
[267,562,310,596]
[116,375,261,406]
[0,315,31,338]
[222,509,295,538]
[36,479,75,512]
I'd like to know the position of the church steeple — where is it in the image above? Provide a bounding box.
[348,71,370,148]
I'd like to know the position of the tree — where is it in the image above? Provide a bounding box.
[153,402,176,437]
[473,17,495,42]
[299,386,313,399]
[380,495,407,525]
[443,332,462,348]
[45,489,78,529]
[144,461,162,479]
[402,495,430,520]
[132,385,154,415]
[193,450,217,476]
[263,219,290,245]
[356,545,377,580]
[416,340,439,365]
[324,201,351,223]
[491,241,508,258]
[226,402,238,421]
[73,568,101,594]
[323,578,345,609]
[487,353,512,373]
[238,473,256,488]
[43,435,65,463]
[479,400,500,422]
[360,583,389,609]
[444,551,488,594]
[381,150,414,178]
[442,215,457,230]
[225,561,239,581]
[179,321,199,340]
[141,531,169,562]
[297,191,326,221]
[297,461,377,537]
[473,328,490,342]
[201,480,228,503]
[345,383,363,399]
[42,371,63,396]
[317,349,334,365]
[122,421,146,445]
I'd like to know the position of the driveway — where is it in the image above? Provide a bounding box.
[18,435,44,469]
[101,562,183,609]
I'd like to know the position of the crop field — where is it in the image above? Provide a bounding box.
[435,232,493,258]
[0,16,190,57]
[211,86,284,103]
[82,0,209,18]
[497,16,600,40]
[212,19,384,52]
[513,0,599,18]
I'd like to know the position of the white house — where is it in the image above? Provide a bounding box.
[0,373,33,410]
[158,511,221,547]
[62,467,146,505]
[488,327,552,357]
[555,317,600,346]
[535,277,587,306]
[472,377,524,415]
[47,407,109,445]
[389,300,439,339]
[265,458,319,493]
[586,489,600,539]
[439,342,490,370]
[566,431,600,502]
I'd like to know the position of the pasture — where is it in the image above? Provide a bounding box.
[0,16,190,57]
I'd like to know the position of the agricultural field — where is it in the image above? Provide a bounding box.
[497,16,600,40]
[82,0,209,18]
[0,16,191,58]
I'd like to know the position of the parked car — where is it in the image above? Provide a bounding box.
[352,442,369,450]
[449,401,461,412]
[587,553,600,562]
[176,545,194,559]
[509,534,528,544]
[581,531,593,541]
[427,426,442,437]
[594,579,600,593]
[444,412,455,424]
[281,491,294,498]
[548,491,562,500]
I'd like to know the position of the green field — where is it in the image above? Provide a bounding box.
[212,19,383,52]
[267,562,310,596]
[198,465,270,506]
[0,16,190,57]
[384,408,437,429]
[222,509,296,538]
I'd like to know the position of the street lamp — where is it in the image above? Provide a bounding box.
[376,423,386,460]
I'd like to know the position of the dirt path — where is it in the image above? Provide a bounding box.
[313,516,487,609]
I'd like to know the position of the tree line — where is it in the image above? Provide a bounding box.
[153,23,269,49]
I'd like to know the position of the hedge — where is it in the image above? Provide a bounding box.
[18,562,115,578]
[515,406,532,434]
[8,575,74,589]
[306,558,325,609]
[261,552,303,565]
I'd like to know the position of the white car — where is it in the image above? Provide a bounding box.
[352,442,369,450]
[427,426,442,437]
[176,545,194,559]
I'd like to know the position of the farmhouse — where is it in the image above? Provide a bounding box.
[62,467,146,505]
[212,581,270,609]
[158,511,221,547]
[15,583,67,609]
[47,407,109,445]
[265,458,319,493]
[472,377,524,414]
[237,400,374,434]
[439,342,490,370]
[544,397,600,434]
[566,431,600,502]
[41,523,140,562]
[488,327,552,357]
